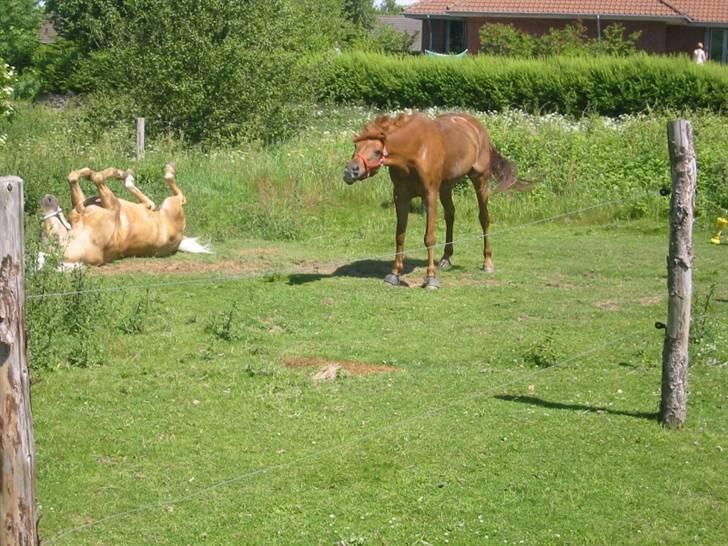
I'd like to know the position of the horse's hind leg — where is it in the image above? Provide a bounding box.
[438,187,455,270]
[121,169,156,209]
[91,168,126,212]
[471,172,494,273]
[67,167,94,212]
[163,163,186,205]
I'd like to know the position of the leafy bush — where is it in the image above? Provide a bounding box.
[479,21,640,58]
[0,0,42,72]
[0,62,14,145]
[44,0,352,144]
[479,23,536,57]
[25,246,111,370]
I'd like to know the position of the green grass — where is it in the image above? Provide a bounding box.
[33,221,728,545]
[3,103,727,544]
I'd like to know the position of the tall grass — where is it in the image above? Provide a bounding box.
[4,101,727,244]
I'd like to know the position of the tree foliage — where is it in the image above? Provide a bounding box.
[376,0,403,14]
[0,0,42,70]
[342,0,376,31]
[45,0,350,143]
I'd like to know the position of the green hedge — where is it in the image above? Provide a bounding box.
[312,52,728,115]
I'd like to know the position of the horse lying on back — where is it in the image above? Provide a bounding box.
[41,163,211,267]
[343,112,529,289]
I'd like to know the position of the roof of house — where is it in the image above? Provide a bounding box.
[404,1,728,24]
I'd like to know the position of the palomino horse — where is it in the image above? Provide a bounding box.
[343,112,524,289]
[41,163,210,267]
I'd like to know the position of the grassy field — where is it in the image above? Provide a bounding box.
[2,104,727,545]
[32,222,728,546]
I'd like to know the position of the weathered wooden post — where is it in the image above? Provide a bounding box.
[136,117,145,161]
[0,176,40,545]
[660,120,696,428]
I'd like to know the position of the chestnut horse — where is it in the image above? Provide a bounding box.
[40,164,210,267]
[343,112,524,289]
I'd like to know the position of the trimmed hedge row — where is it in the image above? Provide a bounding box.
[312,52,728,116]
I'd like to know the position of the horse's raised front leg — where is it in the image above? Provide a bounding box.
[67,167,94,213]
[423,190,439,289]
[472,173,495,273]
[385,189,409,286]
[438,187,455,271]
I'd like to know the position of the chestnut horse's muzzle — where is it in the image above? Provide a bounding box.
[343,161,363,184]
[343,158,382,185]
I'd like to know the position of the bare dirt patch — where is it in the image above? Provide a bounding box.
[595,300,621,311]
[96,258,266,276]
[284,356,398,377]
[91,251,516,289]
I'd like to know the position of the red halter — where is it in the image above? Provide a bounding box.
[354,145,389,178]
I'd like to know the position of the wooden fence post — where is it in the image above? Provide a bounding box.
[0,176,39,545]
[136,117,145,161]
[660,120,696,428]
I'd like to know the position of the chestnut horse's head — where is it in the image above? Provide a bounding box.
[343,115,410,184]
[343,136,388,184]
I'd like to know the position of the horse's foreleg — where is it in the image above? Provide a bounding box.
[423,191,439,288]
[386,190,409,286]
[473,176,494,273]
[439,187,455,270]
[67,167,94,212]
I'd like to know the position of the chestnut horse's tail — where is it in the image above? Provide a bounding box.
[490,146,532,193]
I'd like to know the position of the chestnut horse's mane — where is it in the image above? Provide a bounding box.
[354,113,417,142]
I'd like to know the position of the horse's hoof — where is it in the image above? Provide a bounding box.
[482,264,495,274]
[384,273,401,286]
[423,276,440,290]
[438,258,452,271]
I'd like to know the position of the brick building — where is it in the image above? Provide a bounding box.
[404,1,728,61]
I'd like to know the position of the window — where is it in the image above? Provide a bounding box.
[446,20,466,53]
[708,28,727,63]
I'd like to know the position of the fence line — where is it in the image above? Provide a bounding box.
[44,324,652,544]
[28,192,650,301]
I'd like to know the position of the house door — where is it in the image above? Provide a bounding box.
[446,20,466,53]
[708,29,727,63]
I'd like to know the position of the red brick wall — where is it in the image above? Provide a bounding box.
[464,16,707,56]
[666,26,706,58]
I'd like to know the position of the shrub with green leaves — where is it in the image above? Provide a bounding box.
[479,23,537,57]
[479,21,640,58]
[44,0,351,144]
[0,62,14,145]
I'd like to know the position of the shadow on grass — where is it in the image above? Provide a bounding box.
[286,258,429,285]
[495,395,658,421]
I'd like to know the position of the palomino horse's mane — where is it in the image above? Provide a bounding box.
[354,113,417,142]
